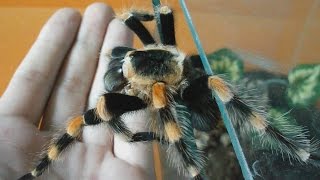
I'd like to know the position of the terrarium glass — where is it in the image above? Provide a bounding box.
[183,0,320,179]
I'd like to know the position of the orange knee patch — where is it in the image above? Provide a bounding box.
[96,96,110,121]
[31,169,39,177]
[164,122,182,143]
[152,82,167,109]
[66,116,84,137]
[160,6,172,14]
[208,76,233,103]
[48,145,59,160]
[188,166,200,177]
[250,113,267,131]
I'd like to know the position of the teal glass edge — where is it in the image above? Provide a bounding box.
[152,0,164,42]
[179,0,254,179]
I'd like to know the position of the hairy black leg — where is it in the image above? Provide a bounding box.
[18,174,34,180]
[104,47,136,92]
[167,103,206,179]
[190,75,317,165]
[151,81,206,178]
[181,75,221,131]
[193,174,205,180]
[130,11,154,21]
[18,110,104,180]
[159,6,176,45]
[130,132,163,142]
[174,139,205,179]
[120,13,156,45]
[110,46,135,58]
[18,93,147,180]
[187,54,204,70]
[152,82,182,143]
[104,62,126,92]
[96,93,147,138]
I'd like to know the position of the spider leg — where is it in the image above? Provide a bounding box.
[18,110,103,180]
[130,131,208,179]
[18,93,147,180]
[96,93,147,138]
[182,75,221,131]
[119,11,156,45]
[130,132,164,143]
[110,46,135,58]
[189,75,316,164]
[158,6,176,45]
[173,138,206,180]
[152,82,205,179]
[104,46,136,92]
[152,82,182,143]
[130,131,206,179]
[130,11,154,21]
[172,103,206,180]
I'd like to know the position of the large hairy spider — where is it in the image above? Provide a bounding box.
[18,1,319,180]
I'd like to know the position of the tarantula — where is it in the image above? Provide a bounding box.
[18,1,319,180]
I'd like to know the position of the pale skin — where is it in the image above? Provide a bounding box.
[0,3,182,179]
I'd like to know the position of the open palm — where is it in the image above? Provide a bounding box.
[0,3,161,179]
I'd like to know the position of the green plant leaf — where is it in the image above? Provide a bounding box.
[287,64,320,107]
[207,48,244,82]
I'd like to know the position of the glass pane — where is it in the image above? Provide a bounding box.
[184,0,320,179]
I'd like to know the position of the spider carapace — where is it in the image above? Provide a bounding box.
[18,2,320,180]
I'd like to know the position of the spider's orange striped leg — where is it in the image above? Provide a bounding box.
[190,75,317,165]
[118,11,155,46]
[130,132,164,143]
[152,82,206,179]
[183,74,267,133]
[152,82,182,143]
[130,11,154,21]
[158,6,176,45]
[17,110,103,180]
[97,93,147,138]
[109,46,135,59]
[181,75,221,132]
[18,93,147,180]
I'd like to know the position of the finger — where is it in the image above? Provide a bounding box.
[82,19,133,147]
[0,8,81,124]
[41,3,114,130]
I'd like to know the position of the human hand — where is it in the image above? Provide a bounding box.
[0,3,157,179]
